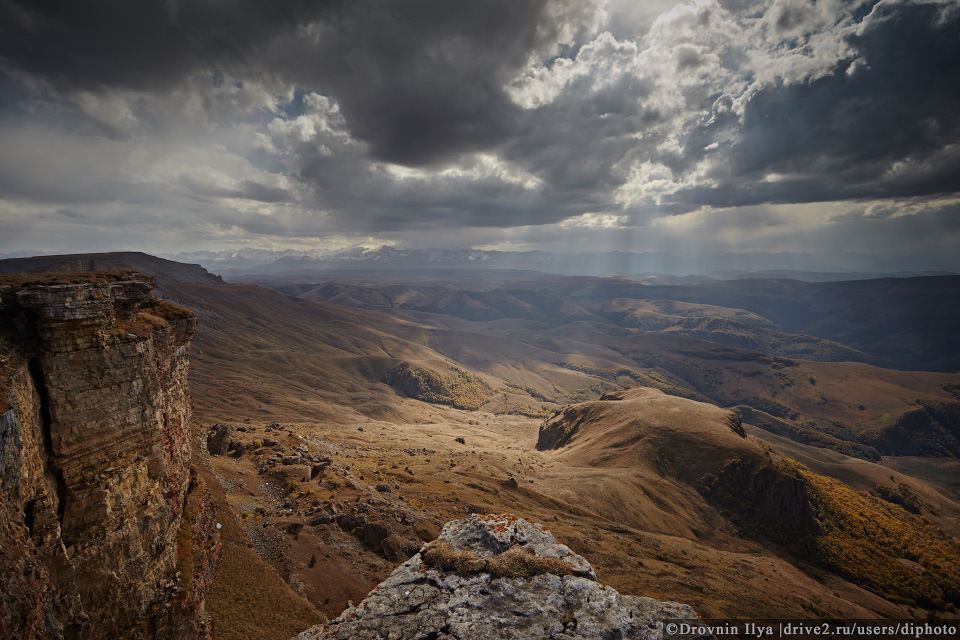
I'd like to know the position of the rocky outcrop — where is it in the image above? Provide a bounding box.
[0,273,219,639]
[294,514,699,640]
[698,458,822,542]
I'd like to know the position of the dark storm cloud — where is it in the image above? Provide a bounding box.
[0,0,590,166]
[508,70,658,195]
[263,1,595,165]
[2,0,960,261]
[675,0,960,208]
[0,0,339,92]
[292,153,555,232]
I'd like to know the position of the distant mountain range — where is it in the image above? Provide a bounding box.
[153,246,957,281]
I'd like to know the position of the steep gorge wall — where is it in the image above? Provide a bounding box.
[0,274,220,639]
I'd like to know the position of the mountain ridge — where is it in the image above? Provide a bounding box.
[156,246,960,280]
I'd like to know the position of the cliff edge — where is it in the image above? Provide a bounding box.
[0,273,220,640]
[294,513,700,640]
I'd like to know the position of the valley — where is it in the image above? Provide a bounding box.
[2,253,960,639]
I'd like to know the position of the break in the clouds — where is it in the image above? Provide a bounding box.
[1,0,959,266]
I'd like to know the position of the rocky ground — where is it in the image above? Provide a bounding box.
[205,419,463,619]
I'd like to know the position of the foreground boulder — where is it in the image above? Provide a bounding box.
[294,514,698,640]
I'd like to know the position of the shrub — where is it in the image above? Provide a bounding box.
[385,363,492,410]
[872,482,924,515]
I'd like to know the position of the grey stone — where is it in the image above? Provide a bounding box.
[309,514,332,526]
[437,513,594,579]
[206,424,232,456]
[291,514,700,640]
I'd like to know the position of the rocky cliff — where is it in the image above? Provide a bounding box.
[0,273,220,640]
[294,514,700,640]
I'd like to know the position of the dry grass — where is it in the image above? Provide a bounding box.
[186,438,324,640]
[116,314,169,336]
[116,305,194,340]
[204,389,938,623]
[141,298,197,321]
[0,270,146,287]
[421,540,577,579]
[17,258,960,626]
[494,403,553,419]
[207,544,323,640]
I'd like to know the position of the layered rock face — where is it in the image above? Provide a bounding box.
[295,514,699,640]
[0,274,219,639]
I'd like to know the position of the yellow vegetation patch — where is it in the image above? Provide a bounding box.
[385,363,492,410]
[116,301,195,337]
[782,459,960,610]
[494,404,552,419]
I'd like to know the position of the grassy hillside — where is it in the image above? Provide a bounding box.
[247,271,960,459]
[5,254,960,625]
[704,456,960,609]
[539,388,960,612]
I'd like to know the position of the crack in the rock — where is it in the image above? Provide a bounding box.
[28,357,67,533]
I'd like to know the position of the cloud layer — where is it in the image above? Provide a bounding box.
[1,0,959,264]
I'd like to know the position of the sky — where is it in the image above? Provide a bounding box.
[1,0,959,268]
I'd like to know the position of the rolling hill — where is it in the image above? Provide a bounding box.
[3,252,960,636]
[261,273,960,372]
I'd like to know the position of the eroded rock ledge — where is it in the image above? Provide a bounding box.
[294,514,698,640]
[0,273,219,640]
